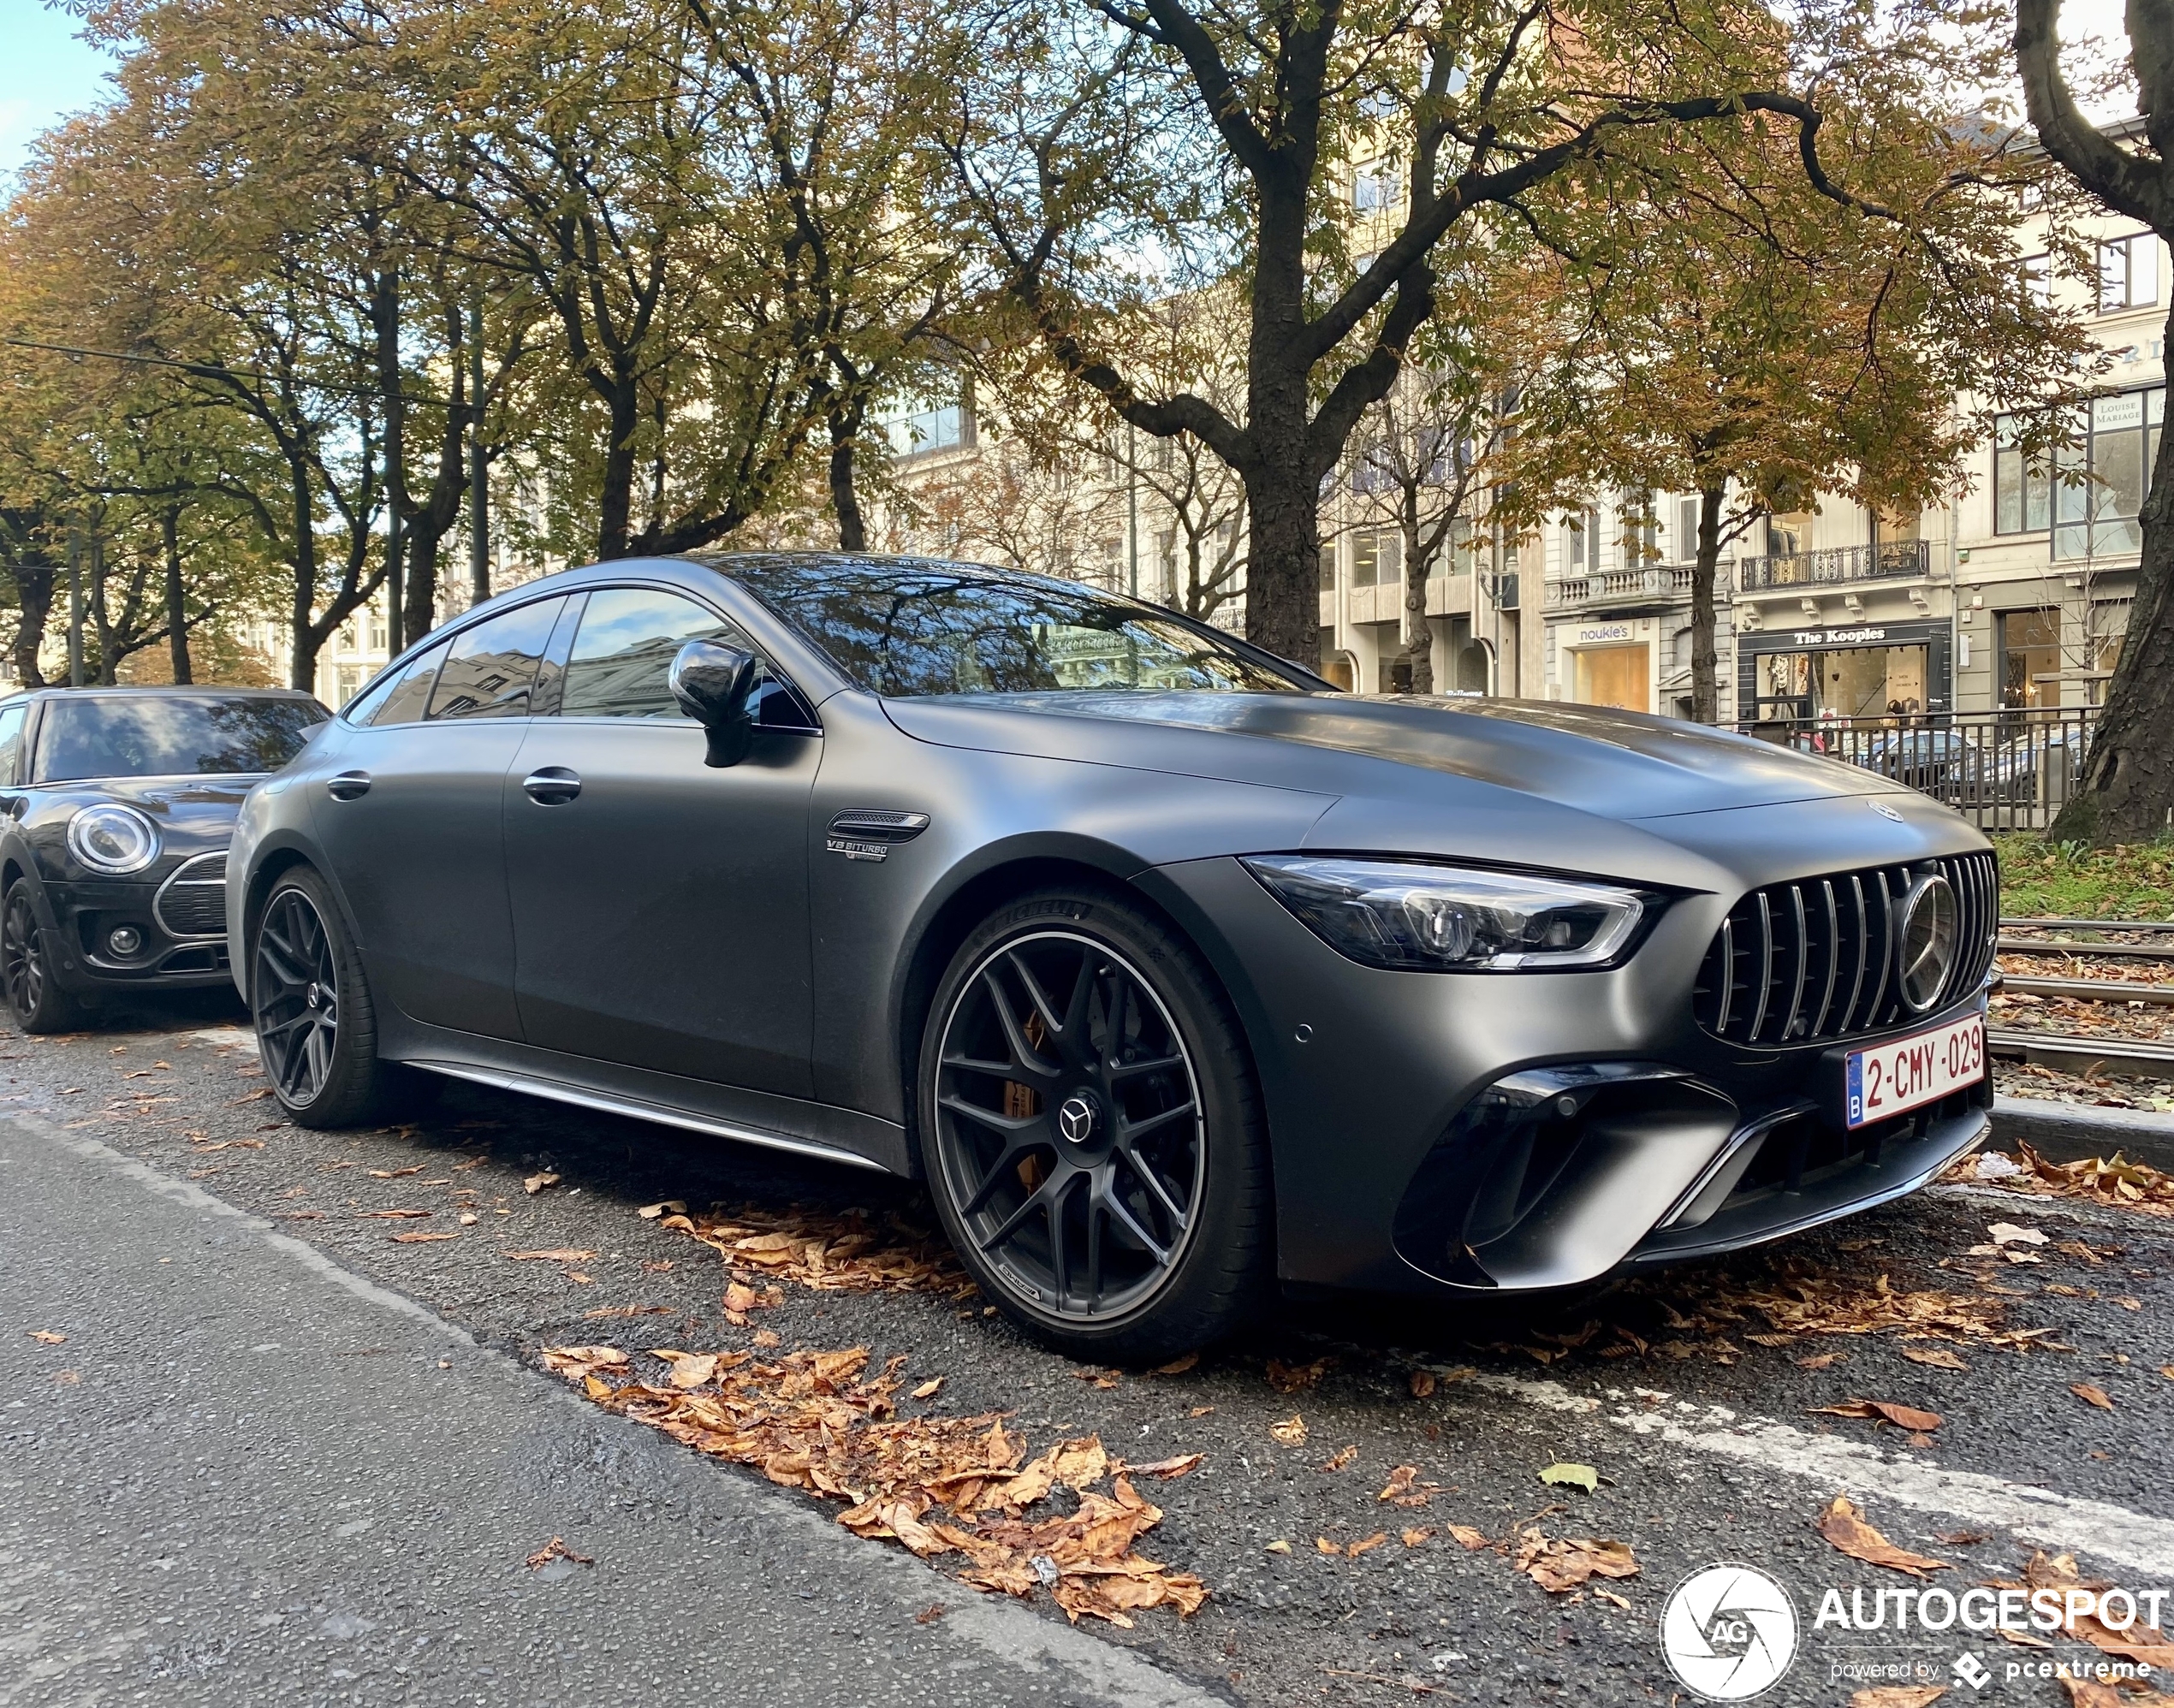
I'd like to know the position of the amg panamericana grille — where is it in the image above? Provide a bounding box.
[1691,851,1997,1046]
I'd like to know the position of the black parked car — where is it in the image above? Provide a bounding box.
[0,685,330,1031]
[228,555,1995,1359]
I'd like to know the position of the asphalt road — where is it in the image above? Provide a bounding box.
[5,994,2174,1706]
[0,1085,1216,1708]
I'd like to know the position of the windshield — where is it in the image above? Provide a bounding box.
[36,696,328,782]
[724,558,1313,697]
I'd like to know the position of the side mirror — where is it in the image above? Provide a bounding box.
[669,640,763,768]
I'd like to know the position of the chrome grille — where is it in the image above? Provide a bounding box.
[1691,851,1997,1046]
[153,851,229,939]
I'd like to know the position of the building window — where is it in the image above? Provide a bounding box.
[2054,387,2165,559]
[1351,442,1396,495]
[2099,233,2159,313]
[1350,528,1402,588]
[2021,252,2052,306]
[1353,160,1401,215]
[1675,497,1702,561]
[1993,412,2052,534]
[884,392,970,457]
[1999,608,2062,709]
[1619,492,1658,564]
[1565,507,1601,571]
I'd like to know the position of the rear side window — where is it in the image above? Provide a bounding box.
[561,589,744,719]
[428,598,564,721]
[353,642,448,727]
[0,703,26,786]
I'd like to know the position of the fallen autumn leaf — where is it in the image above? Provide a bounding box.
[1816,1495,1950,1578]
[1811,1398,1943,1432]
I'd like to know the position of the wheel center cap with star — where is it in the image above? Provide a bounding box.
[1057,1092,1099,1147]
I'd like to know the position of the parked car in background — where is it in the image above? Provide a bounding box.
[229,555,1996,1359]
[0,686,330,1031]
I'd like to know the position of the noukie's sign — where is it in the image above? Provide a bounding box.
[1574,624,1635,645]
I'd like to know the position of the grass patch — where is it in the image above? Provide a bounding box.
[1993,833,2174,922]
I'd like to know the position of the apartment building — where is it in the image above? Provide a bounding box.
[1521,207,2160,729]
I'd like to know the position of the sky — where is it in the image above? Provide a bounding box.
[0,1,117,182]
[0,0,2149,186]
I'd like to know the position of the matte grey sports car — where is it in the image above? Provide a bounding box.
[227,555,1996,1359]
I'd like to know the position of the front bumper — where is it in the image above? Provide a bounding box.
[37,868,233,993]
[1141,833,1992,1299]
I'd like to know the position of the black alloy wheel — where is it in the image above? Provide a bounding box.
[921,893,1270,1361]
[2,881,86,1034]
[250,868,413,1127]
[253,883,342,1106]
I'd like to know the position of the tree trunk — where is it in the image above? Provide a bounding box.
[405,535,441,645]
[1690,483,1725,725]
[162,507,192,685]
[1401,498,1432,695]
[373,267,408,655]
[9,548,53,690]
[594,371,642,560]
[829,401,867,552]
[287,461,322,692]
[89,534,116,685]
[2052,302,2174,843]
[1244,466,1322,668]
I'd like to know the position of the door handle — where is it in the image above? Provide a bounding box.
[523,767,581,805]
[326,771,371,801]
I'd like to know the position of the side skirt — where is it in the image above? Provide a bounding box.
[409,1059,894,1175]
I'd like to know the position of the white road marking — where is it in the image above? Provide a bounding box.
[1468,1371,2174,1577]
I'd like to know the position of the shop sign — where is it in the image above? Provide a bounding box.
[1574,624,1635,644]
[1791,626,1888,647]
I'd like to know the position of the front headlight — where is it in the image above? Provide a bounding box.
[67,804,161,875]
[1244,855,1655,972]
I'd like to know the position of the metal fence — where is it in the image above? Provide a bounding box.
[1738,706,2100,832]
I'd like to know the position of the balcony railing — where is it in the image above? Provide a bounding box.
[1545,565,1696,608]
[1736,539,1929,592]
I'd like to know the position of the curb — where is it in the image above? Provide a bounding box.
[1990,1094,2174,1172]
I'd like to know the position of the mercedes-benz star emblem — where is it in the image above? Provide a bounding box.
[1057,1094,1096,1145]
[1896,872,1959,1013]
[1871,800,1904,821]
[1660,1562,1799,1700]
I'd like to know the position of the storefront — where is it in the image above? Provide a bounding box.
[1560,620,1650,712]
[1737,620,1953,726]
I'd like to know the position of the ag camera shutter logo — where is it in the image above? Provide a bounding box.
[1660,1563,1800,1700]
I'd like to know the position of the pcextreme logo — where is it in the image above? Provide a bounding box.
[1660,1563,1801,1701]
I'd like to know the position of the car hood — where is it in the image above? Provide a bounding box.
[32,774,258,815]
[879,691,1906,821]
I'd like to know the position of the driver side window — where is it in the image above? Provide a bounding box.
[560,589,743,720]
[557,587,817,729]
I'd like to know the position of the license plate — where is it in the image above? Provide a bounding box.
[1844,1012,1985,1129]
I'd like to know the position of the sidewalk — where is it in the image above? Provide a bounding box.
[0,1111,1215,1708]
[1991,1093,2174,1171]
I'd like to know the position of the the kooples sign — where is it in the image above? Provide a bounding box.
[1813,1582,2171,1634]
